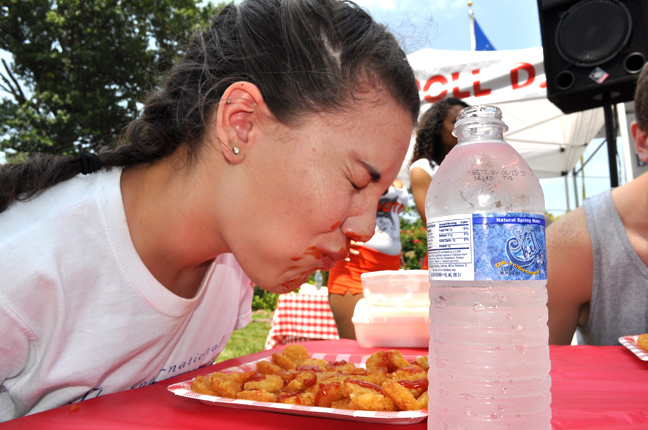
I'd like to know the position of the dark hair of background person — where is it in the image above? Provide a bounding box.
[634,62,648,130]
[410,97,468,166]
[0,0,420,214]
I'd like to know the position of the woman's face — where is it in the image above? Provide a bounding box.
[440,104,465,153]
[224,90,413,293]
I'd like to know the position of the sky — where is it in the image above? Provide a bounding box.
[348,0,620,217]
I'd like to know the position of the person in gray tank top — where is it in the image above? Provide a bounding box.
[546,62,648,345]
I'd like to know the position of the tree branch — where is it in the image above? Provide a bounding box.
[1,58,27,104]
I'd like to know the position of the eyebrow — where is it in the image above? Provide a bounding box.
[360,161,381,183]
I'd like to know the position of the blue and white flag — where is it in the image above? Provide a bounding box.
[474,18,495,51]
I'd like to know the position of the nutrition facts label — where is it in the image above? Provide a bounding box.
[427,215,474,279]
[428,213,547,281]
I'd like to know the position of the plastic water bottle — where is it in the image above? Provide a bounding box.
[314,270,323,290]
[426,105,551,429]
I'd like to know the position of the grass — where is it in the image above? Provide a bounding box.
[215,310,273,364]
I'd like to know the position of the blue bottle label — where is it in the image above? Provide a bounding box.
[427,213,547,281]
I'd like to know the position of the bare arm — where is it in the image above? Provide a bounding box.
[409,167,432,222]
[545,206,593,344]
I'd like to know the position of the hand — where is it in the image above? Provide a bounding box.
[345,240,364,261]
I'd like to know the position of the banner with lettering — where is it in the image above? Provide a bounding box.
[399,47,605,181]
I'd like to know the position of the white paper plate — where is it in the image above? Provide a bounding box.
[619,335,648,361]
[168,353,428,425]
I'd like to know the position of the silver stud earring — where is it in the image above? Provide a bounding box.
[226,99,231,104]
[232,146,240,155]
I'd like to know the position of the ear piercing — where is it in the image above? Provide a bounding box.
[226,99,231,104]
[232,146,240,155]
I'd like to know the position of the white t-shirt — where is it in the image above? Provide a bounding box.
[0,169,253,421]
[409,158,438,179]
[363,185,409,256]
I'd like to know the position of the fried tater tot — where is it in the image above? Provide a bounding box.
[365,350,410,373]
[283,370,318,393]
[413,355,429,371]
[356,370,388,386]
[385,350,411,370]
[190,375,219,396]
[208,372,245,398]
[416,390,429,409]
[382,378,421,411]
[296,358,328,370]
[271,352,297,370]
[314,381,345,407]
[277,391,316,406]
[281,344,310,362]
[637,333,648,352]
[327,360,368,375]
[256,360,282,375]
[236,389,278,402]
[348,392,396,411]
[343,379,396,411]
[228,369,256,385]
[390,366,427,382]
[389,367,428,398]
[243,373,284,393]
[330,398,352,409]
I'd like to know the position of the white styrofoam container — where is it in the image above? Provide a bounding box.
[360,270,429,307]
[352,298,430,348]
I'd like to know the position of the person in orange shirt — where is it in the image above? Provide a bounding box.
[327,179,409,339]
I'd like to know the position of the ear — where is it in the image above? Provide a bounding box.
[632,121,648,162]
[215,82,267,163]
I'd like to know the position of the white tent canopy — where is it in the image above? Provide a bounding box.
[399,47,605,187]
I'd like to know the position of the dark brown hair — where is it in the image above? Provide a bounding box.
[410,97,468,166]
[0,0,420,213]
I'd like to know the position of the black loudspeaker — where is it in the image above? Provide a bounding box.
[538,0,648,114]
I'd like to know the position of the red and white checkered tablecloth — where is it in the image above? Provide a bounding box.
[264,292,339,350]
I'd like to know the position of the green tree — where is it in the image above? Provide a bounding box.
[0,0,225,159]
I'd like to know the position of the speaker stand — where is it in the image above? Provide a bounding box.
[603,98,619,188]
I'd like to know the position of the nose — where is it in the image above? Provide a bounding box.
[341,209,376,243]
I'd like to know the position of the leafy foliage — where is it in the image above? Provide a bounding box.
[400,216,427,270]
[251,285,279,312]
[0,0,224,158]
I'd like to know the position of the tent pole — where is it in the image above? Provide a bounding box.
[572,169,579,208]
[603,99,619,188]
[564,175,571,212]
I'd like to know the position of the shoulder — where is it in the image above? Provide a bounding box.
[547,206,591,262]
[409,158,434,176]
[0,170,122,240]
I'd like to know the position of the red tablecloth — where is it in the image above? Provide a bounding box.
[264,292,339,349]
[2,340,648,429]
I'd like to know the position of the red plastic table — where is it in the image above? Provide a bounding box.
[2,340,648,429]
[264,292,339,350]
